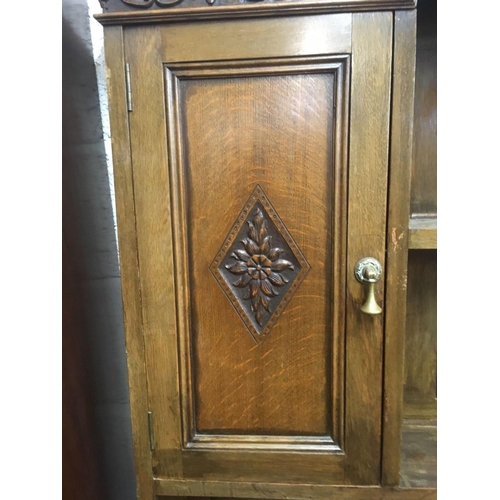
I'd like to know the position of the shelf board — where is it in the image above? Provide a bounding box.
[399,418,437,488]
[408,217,437,249]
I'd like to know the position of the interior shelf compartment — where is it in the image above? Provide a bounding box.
[408,217,437,249]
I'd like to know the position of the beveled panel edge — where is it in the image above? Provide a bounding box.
[187,433,341,452]
[154,478,437,499]
[167,56,348,77]
[96,0,416,25]
[164,56,350,453]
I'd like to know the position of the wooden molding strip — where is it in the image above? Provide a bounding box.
[154,478,437,499]
[96,0,416,25]
[408,217,437,249]
[381,10,416,486]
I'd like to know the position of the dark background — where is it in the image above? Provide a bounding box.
[62,0,136,498]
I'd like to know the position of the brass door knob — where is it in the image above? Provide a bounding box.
[354,257,383,315]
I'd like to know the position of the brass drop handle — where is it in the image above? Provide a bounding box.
[354,257,383,315]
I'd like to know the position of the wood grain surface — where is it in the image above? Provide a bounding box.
[155,479,436,500]
[103,25,154,499]
[109,7,423,495]
[381,10,416,486]
[408,217,437,249]
[159,14,351,63]
[403,251,437,419]
[176,68,339,437]
[125,26,184,479]
[344,11,392,485]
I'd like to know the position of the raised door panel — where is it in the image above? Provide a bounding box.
[167,59,348,452]
[123,12,392,488]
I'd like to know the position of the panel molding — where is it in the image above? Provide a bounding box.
[188,433,340,452]
[164,55,349,453]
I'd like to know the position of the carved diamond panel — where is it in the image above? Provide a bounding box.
[210,185,311,343]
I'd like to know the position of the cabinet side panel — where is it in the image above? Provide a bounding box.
[103,26,154,499]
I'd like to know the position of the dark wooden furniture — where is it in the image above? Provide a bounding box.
[97,1,436,498]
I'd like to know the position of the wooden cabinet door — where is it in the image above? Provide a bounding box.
[122,11,392,490]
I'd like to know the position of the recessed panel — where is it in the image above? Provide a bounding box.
[166,59,348,444]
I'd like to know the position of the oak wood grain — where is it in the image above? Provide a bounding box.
[163,55,350,479]
[381,10,417,486]
[103,25,154,500]
[408,217,437,249]
[119,11,398,487]
[154,479,436,500]
[172,65,342,437]
[403,250,437,419]
[159,14,351,63]
[106,6,424,496]
[344,11,392,485]
[124,27,184,479]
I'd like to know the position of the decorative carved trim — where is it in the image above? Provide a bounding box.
[210,185,310,344]
[96,0,416,24]
[118,0,183,8]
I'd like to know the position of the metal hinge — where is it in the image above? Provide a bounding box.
[125,63,133,112]
[147,411,155,450]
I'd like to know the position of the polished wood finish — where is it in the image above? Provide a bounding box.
[381,9,416,487]
[103,25,154,499]
[408,217,437,249]
[97,0,416,24]
[400,419,436,488]
[403,250,437,419]
[158,14,351,63]
[345,11,392,485]
[99,4,424,498]
[124,26,184,481]
[155,480,437,499]
[121,11,393,487]
[166,56,348,445]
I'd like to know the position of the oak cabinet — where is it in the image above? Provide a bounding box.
[97,1,434,498]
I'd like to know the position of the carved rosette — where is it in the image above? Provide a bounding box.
[210,185,310,343]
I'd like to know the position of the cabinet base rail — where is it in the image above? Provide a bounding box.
[154,478,437,499]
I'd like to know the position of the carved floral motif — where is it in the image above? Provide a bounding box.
[210,185,310,343]
[119,0,183,8]
[225,208,294,326]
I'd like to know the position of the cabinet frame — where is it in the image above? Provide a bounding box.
[100,4,431,499]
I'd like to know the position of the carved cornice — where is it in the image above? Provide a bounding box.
[96,0,416,25]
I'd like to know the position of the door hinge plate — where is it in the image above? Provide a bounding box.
[147,411,155,450]
[125,63,133,112]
